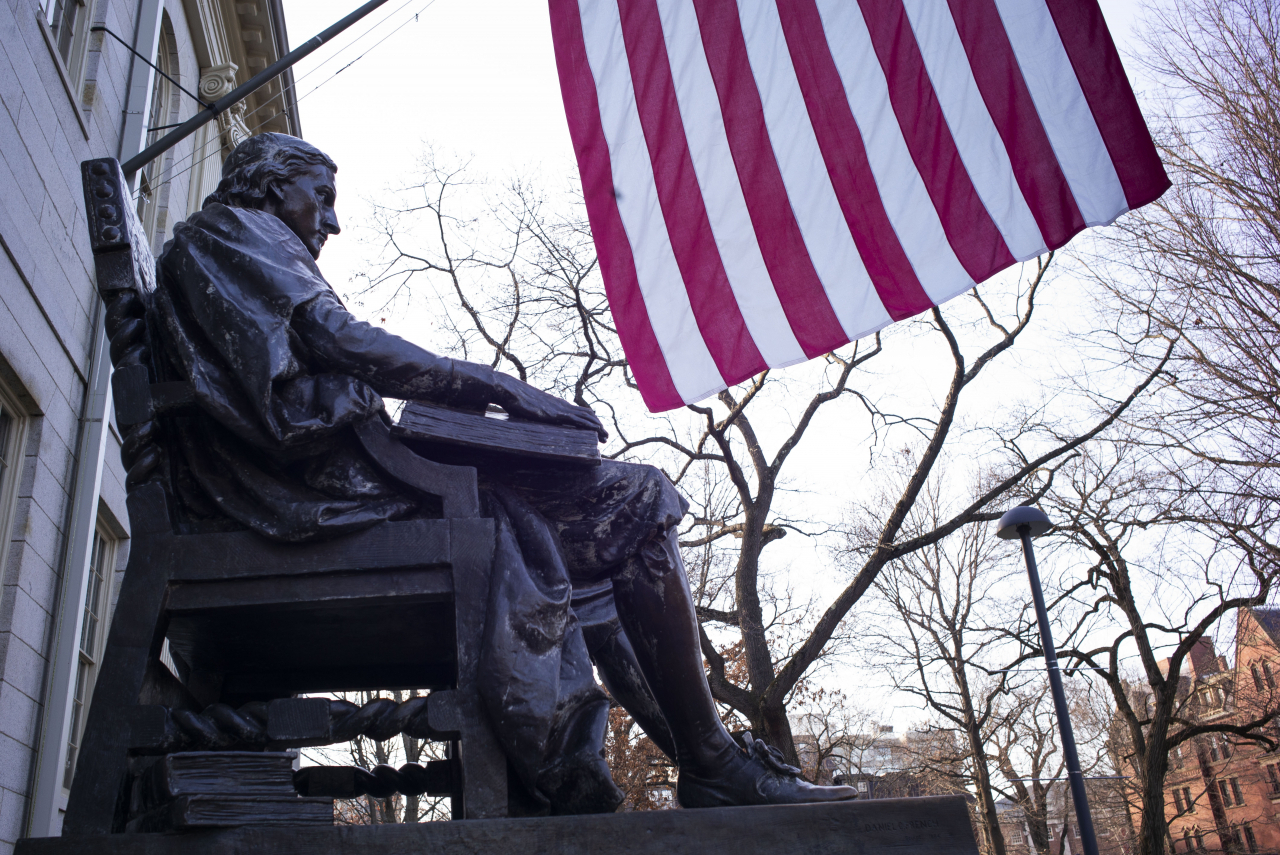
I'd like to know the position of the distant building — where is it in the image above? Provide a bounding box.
[797,723,962,799]
[0,0,297,846]
[1160,608,1280,855]
[997,783,1133,855]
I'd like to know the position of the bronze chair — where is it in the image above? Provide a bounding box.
[64,158,507,834]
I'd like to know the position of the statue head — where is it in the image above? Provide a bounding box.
[205,133,340,259]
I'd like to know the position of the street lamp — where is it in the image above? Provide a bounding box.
[997,506,1100,855]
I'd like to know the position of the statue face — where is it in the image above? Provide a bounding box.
[263,164,340,259]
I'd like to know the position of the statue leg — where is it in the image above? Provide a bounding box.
[583,619,678,761]
[610,528,859,808]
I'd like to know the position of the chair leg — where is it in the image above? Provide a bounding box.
[64,486,174,834]
[449,518,507,819]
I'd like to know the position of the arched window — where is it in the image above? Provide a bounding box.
[136,14,181,254]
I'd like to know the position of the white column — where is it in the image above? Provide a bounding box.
[118,0,166,178]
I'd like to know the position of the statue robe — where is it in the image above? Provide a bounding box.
[153,203,683,810]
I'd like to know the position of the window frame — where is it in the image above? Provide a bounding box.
[39,1,95,96]
[62,521,116,791]
[136,17,177,251]
[0,384,27,582]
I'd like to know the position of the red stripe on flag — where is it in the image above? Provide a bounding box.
[617,0,766,386]
[777,0,932,322]
[857,0,1016,281]
[947,0,1086,250]
[1042,0,1170,210]
[549,0,684,412]
[691,0,849,359]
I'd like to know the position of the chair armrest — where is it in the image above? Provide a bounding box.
[112,365,195,428]
[355,418,481,518]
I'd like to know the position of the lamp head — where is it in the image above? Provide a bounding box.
[996,506,1052,540]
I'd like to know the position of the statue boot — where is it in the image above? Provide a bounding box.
[610,528,859,809]
[536,696,624,815]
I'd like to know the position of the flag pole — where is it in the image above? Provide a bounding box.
[121,0,392,177]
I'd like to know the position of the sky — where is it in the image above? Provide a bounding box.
[277,0,1163,730]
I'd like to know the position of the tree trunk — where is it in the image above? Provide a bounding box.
[757,699,796,765]
[1135,702,1172,855]
[967,715,1007,855]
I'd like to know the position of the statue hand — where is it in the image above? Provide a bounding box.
[498,378,607,442]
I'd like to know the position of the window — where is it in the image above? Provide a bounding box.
[1253,665,1265,693]
[1174,789,1186,813]
[136,15,179,255]
[1244,825,1258,853]
[1184,787,1194,811]
[42,1,92,75]
[1194,830,1206,852]
[0,387,25,579]
[1230,778,1244,806]
[1009,831,1023,845]
[1266,764,1280,794]
[63,525,114,789]
[1264,663,1277,690]
[1183,830,1194,852]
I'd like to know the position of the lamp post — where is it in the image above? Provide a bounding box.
[997,506,1099,855]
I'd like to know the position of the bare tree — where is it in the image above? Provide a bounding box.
[1089,0,1280,578]
[1029,442,1280,855]
[352,153,1167,766]
[866,473,1032,855]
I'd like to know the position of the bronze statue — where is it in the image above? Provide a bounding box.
[152,132,857,815]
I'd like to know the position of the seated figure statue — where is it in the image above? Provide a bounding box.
[152,132,857,814]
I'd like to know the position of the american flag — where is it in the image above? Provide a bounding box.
[550,0,1170,412]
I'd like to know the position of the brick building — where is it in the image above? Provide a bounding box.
[0,0,297,845]
[1162,608,1280,855]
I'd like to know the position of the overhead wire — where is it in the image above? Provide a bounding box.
[148,0,435,197]
[151,0,427,187]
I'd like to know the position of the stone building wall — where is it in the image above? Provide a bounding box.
[0,0,296,847]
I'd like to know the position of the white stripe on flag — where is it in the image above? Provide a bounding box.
[902,0,1046,261]
[991,0,1127,226]
[655,0,807,369]
[577,0,726,402]
[736,0,892,343]
[813,0,975,307]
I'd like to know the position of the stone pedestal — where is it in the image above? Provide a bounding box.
[18,796,977,855]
